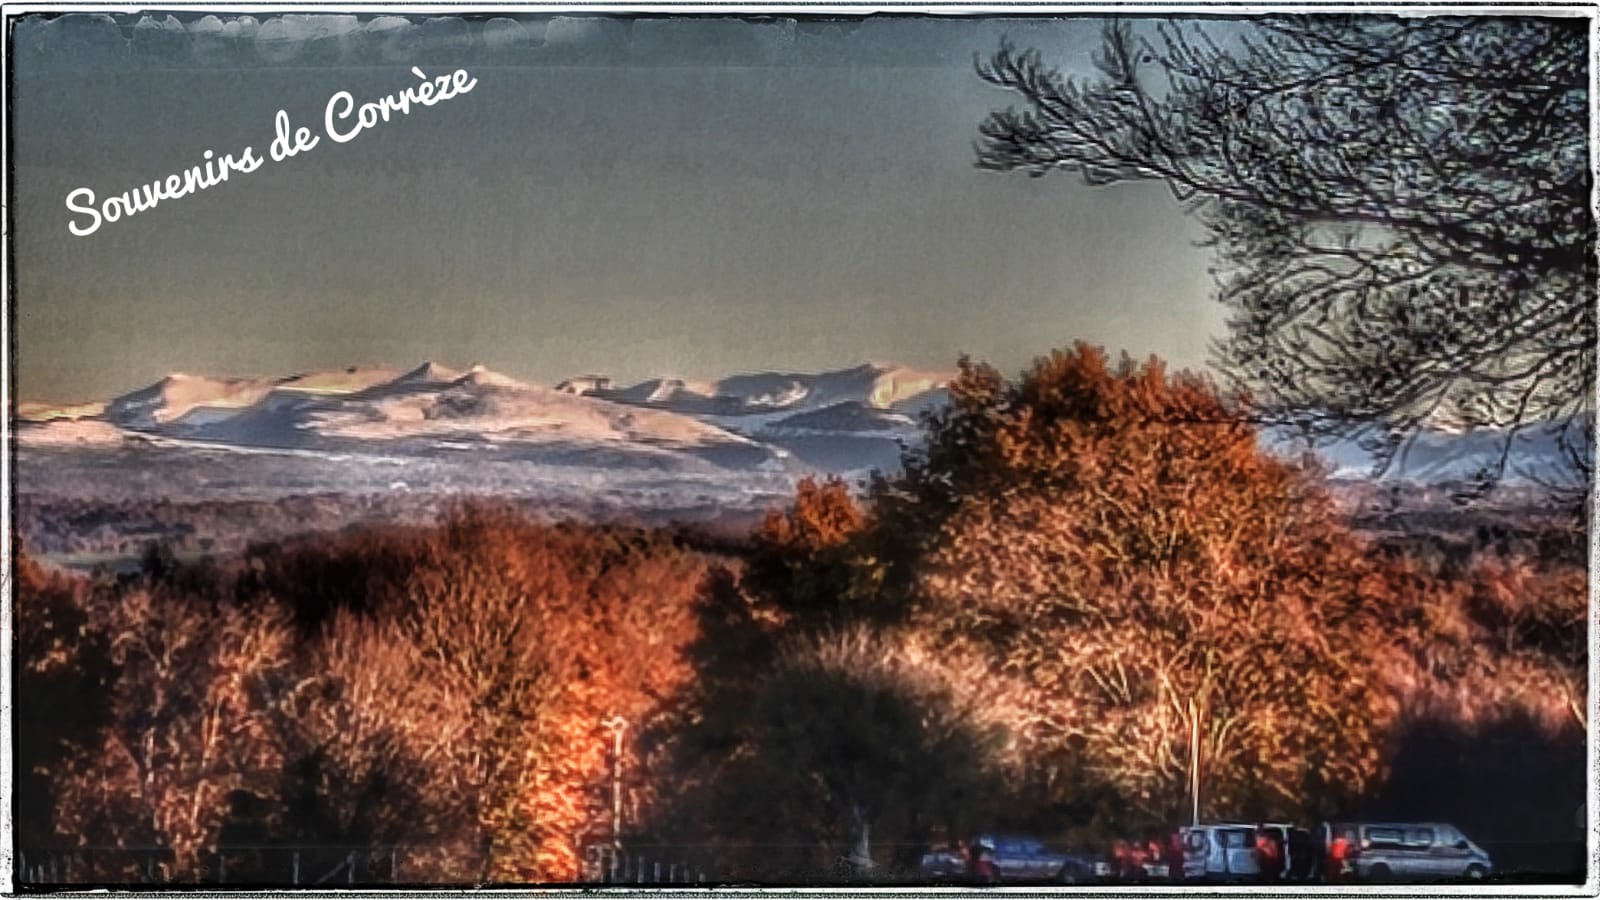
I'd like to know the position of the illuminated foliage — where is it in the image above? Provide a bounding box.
[884,345,1406,821]
[51,585,296,881]
[16,510,707,884]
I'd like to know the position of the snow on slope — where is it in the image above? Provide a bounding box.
[385,361,461,386]
[105,362,789,474]
[578,363,951,429]
[274,365,402,394]
[14,418,126,445]
[1285,425,1579,485]
[17,359,1584,500]
[609,377,722,406]
[20,360,951,480]
[761,400,919,436]
[554,375,614,395]
[709,362,947,413]
[107,373,281,428]
[305,369,751,448]
[104,365,401,429]
[455,364,531,391]
[16,400,107,422]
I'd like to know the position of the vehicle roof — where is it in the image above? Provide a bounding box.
[1336,822,1459,830]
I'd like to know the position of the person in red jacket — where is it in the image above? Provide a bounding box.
[1327,833,1351,883]
[969,840,998,885]
[1125,839,1148,882]
[1166,832,1186,883]
[1254,827,1284,881]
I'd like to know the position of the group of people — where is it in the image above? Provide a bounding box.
[942,822,1363,885]
[1105,824,1361,884]
[1257,824,1363,883]
[1108,837,1176,881]
[1194,824,1360,883]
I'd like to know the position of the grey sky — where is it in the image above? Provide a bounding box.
[13,13,1224,403]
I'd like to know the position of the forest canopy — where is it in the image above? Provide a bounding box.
[14,347,1587,884]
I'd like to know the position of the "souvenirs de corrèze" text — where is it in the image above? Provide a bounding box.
[65,66,477,238]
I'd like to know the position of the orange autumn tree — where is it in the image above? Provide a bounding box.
[742,475,875,630]
[259,507,707,883]
[1376,551,1588,736]
[876,344,1409,822]
[20,509,707,885]
[47,578,297,882]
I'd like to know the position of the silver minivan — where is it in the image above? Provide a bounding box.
[1179,822,1298,882]
[1337,822,1494,882]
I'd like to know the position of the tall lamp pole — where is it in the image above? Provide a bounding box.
[1188,698,1201,827]
[603,716,628,851]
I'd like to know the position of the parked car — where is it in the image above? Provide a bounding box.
[1179,822,1300,882]
[1332,822,1493,882]
[969,834,1097,883]
[918,843,967,880]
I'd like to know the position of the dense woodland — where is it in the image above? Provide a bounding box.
[14,347,1587,884]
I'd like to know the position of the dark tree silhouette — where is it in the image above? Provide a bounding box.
[976,17,1594,497]
[12,557,114,857]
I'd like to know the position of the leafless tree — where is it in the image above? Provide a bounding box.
[977,17,1594,502]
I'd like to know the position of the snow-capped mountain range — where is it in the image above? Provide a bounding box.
[18,361,949,480]
[17,360,1579,505]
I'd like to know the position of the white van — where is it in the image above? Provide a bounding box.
[1333,822,1493,882]
[1179,823,1297,882]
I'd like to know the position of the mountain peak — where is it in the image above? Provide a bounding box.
[556,374,613,395]
[454,365,529,390]
[396,361,462,384]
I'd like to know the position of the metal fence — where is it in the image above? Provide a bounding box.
[16,844,711,887]
[14,844,484,887]
[581,844,707,885]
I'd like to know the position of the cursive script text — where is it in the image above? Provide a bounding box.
[66,67,478,237]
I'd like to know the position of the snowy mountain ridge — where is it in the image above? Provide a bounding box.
[16,361,954,480]
[16,360,1578,496]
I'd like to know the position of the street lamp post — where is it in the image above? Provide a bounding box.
[603,716,628,852]
[1188,698,1201,827]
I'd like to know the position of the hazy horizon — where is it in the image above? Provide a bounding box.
[14,13,1225,404]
